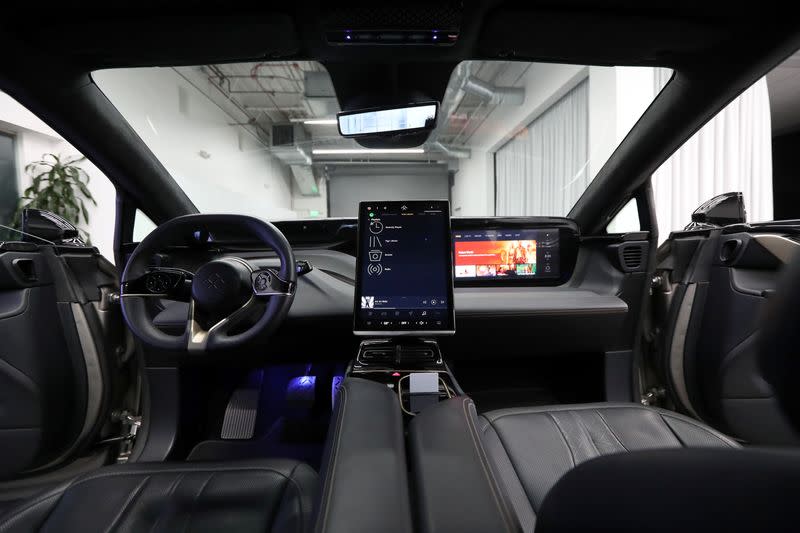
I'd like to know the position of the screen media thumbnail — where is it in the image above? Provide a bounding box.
[453,229,559,280]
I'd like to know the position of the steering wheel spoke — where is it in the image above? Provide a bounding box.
[120,267,193,301]
[186,296,258,352]
[251,268,295,297]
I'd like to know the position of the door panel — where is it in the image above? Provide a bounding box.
[0,243,125,480]
[0,247,75,478]
[653,228,800,445]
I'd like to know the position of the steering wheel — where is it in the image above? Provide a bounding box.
[120,214,296,352]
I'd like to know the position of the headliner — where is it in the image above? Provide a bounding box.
[1,1,798,232]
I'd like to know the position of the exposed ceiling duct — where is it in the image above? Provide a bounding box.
[428,141,471,159]
[303,71,339,118]
[462,76,524,106]
[197,60,528,167]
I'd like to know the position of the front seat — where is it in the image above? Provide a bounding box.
[411,245,800,533]
[411,399,737,532]
[0,377,407,533]
[0,459,318,532]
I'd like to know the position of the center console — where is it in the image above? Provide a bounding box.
[349,200,463,415]
[349,338,463,415]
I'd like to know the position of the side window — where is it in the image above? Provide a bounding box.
[606,198,641,233]
[651,74,773,242]
[0,132,17,233]
[0,91,117,261]
[134,209,157,242]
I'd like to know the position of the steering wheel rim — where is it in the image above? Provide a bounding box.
[120,214,296,352]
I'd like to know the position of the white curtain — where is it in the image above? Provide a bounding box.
[495,80,589,216]
[652,72,772,241]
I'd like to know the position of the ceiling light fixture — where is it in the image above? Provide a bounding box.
[302,119,338,125]
[311,148,425,155]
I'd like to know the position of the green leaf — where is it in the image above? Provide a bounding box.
[76,181,93,200]
[19,151,94,227]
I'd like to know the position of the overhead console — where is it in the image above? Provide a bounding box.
[451,218,579,287]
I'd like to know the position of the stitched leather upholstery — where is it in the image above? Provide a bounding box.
[0,459,319,533]
[480,403,739,532]
[315,377,413,533]
[410,396,521,533]
[410,399,738,533]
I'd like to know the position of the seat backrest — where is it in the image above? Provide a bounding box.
[0,242,123,480]
[536,448,800,533]
[654,227,800,444]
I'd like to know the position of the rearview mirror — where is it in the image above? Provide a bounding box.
[337,102,438,138]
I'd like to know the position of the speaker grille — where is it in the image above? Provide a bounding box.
[618,242,648,272]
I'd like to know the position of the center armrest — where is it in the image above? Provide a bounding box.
[409,396,522,533]
[315,377,413,533]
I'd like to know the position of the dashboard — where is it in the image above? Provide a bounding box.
[266,216,580,288]
[137,215,628,359]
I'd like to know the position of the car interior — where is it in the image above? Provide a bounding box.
[2,2,800,532]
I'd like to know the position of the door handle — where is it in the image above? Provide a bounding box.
[12,258,37,282]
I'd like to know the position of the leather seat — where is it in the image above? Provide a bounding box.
[479,403,738,531]
[410,399,738,533]
[0,459,318,532]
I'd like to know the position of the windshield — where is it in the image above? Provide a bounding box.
[93,61,669,220]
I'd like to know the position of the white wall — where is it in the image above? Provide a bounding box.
[327,164,449,217]
[451,151,492,216]
[450,65,666,220]
[291,176,328,218]
[587,67,617,179]
[451,63,587,216]
[599,67,663,232]
[93,67,296,220]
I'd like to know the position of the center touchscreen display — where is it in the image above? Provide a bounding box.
[354,200,455,335]
[452,228,560,280]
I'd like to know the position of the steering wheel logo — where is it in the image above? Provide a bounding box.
[204,272,226,290]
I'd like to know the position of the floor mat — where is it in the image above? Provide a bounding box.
[187,416,328,471]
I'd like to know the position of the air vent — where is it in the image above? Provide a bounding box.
[359,347,395,365]
[398,347,438,365]
[617,242,649,272]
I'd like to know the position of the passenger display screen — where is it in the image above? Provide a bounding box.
[452,228,560,280]
[354,200,455,335]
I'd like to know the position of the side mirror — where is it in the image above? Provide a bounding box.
[337,102,438,138]
[689,192,746,228]
[21,209,82,243]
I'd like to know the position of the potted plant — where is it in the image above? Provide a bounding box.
[14,153,96,241]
